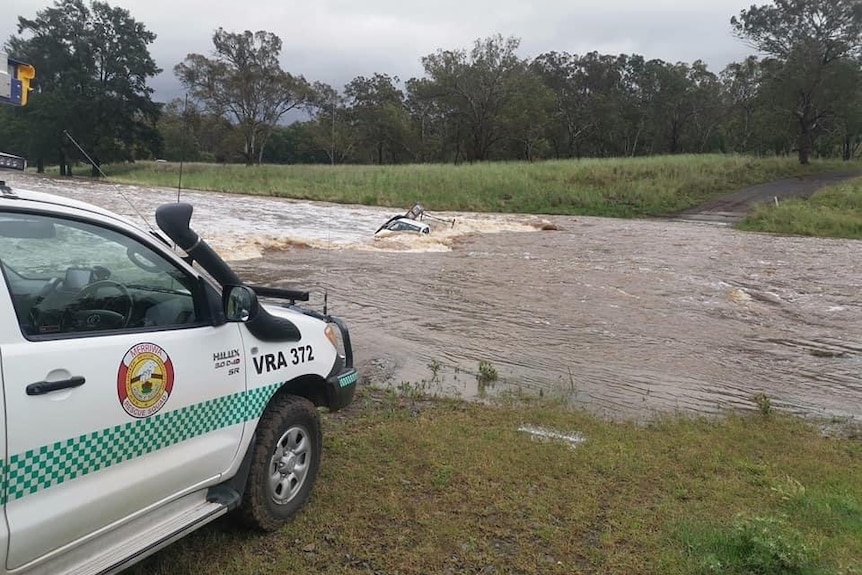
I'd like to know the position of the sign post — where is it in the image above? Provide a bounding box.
[0,52,36,107]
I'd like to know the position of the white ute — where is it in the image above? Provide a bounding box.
[0,56,357,573]
[0,174,358,574]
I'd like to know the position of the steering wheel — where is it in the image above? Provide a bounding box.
[61,280,133,331]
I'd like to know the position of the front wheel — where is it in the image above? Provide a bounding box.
[238,394,322,531]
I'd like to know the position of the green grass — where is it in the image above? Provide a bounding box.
[95,155,852,218]
[128,389,862,575]
[740,176,862,239]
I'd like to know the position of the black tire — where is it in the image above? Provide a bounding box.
[237,394,322,531]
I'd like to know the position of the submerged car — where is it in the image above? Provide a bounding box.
[0,175,357,574]
[375,203,453,236]
[375,215,431,235]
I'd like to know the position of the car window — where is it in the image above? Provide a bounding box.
[0,212,205,338]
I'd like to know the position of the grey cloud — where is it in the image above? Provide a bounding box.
[4,0,758,101]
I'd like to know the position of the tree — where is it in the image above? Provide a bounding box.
[828,61,862,160]
[419,35,528,162]
[303,82,355,164]
[405,77,457,163]
[259,123,331,164]
[577,52,633,157]
[531,51,595,158]
[529,52,727,159]
[638,60,701,155]
[344,74,411,164]
[722,57,764,152]
[686,61,724,152]
[8,0,161,174]
[501,66,555,161]
[175,29,311,165]
[618,54,651,157]
[156,99,202,162]
[731,0,862,163]
[634,60,724,155]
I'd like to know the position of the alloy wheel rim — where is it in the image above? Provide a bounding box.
[268,424,311,505]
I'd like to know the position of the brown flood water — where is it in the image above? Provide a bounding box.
[8,173,862,421]
[233,218,862,422]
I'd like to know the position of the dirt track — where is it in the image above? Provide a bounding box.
[676,168,862,225]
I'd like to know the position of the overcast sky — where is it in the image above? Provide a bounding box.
[2,0,760,102]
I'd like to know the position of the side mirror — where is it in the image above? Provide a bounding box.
[223,285,259,323]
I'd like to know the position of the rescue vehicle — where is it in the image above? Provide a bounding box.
[0,54,357,574]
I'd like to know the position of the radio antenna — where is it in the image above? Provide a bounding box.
[323,94,336,317]
[63,129,155,232]
[177,93,189,203]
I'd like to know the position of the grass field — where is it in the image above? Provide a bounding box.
[128,388,861,575]
[99,155,853,218]
[740,176,862,240]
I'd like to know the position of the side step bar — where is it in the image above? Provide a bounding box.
[25,488,240,575]
[93,499,231,575]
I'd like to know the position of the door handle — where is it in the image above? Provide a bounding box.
[26,376,86,396]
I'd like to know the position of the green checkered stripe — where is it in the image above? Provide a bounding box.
[338,371,358,388]
[2,382,282,504]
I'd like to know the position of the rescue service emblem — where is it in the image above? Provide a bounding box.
[117,342,175,418]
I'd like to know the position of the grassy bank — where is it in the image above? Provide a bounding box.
[100,155,851,218]
[129,389,861,575]
[740,176,862,240]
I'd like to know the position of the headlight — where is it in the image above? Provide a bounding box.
[324,323,344,356]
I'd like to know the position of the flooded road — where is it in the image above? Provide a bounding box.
[8,173,861,421]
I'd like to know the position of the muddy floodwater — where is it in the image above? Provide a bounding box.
[8,173,861,422]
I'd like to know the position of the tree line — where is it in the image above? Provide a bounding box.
[1,0,861,171]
